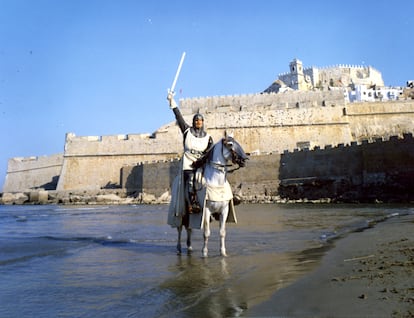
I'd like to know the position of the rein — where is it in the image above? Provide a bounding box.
[208,140,241,173]
[226,165,241,173]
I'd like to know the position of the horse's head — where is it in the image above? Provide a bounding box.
[222,131,249,168]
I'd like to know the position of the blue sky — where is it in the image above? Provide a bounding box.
[0,0,412,191]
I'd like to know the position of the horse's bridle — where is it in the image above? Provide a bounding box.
[219,138,244,173]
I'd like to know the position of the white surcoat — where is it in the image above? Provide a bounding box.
[182,128,211,170]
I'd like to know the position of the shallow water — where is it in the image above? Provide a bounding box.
[0,203,411,317]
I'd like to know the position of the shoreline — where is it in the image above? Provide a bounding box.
[2,189,413,206]
[246,212,414,318]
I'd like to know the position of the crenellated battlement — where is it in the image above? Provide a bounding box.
[63,127,182,157]
[7,154,63,172]
[179,90,346,115]
[278,132,414,202]
[4,154,63,192]
[65,132,153,143]
[286,132,414,154]
[10,156,38,162]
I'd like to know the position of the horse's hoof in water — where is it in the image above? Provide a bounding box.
[187,246,193,255]
[233,194,242,206]
[220,247,228,257]
[176,244,182,255]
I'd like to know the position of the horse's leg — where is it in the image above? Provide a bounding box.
[186,227,193,254]
[176,225,182,255]
[219,203,229,257]
[202,203,211,258]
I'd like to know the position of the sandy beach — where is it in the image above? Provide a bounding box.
[247,213,414,318]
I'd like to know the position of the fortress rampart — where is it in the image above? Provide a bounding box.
[56,131,183,191]
[49,90,348,192]
[178,90,346,116]
[3,154,63,192]
[120,154,281,199]
[3,90,414,200]
[278,133,414,202]
[103,133,414,203]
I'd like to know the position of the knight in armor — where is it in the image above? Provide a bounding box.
[167,92,213,214]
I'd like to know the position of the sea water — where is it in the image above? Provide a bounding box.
[0,203,411,318]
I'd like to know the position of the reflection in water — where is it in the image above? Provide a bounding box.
[159,247,324,318]
[160,256,246,318]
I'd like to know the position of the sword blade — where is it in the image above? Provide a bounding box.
[170,52,186,93]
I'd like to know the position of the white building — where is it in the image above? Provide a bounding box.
[349,85,403,102]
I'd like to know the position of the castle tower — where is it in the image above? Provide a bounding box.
[289,58,307,90]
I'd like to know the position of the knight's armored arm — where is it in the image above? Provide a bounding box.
[172,107,189,134]
[167,92,189,133]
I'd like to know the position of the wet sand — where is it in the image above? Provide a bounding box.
[246,214,414,318]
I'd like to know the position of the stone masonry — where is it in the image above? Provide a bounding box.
[3,86,414,202]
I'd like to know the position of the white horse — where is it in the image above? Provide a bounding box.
[168,131,248,257]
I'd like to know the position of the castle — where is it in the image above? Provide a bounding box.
[264,58,402,102]
[3,59,414,203]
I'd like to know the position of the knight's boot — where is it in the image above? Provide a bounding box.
[190,193,201,214]
[185,190,193,214]
[186,200,193,214]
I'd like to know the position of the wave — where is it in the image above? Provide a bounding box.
[0,234,174,268]
[39,235,174,253]
[53,206,109,212]
[40,235,128,245]
[0,244,69,266]
[39,234,174,252]
[319,210,412,242]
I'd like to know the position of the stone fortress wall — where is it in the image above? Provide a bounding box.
[119,132,414,203]
[278,133,414,202]
[3,59,414,201]
[4,95,413,195]
[4,154,63,192]
[55,131,183,191]
[178,89,346,116]
[54,89,352,192]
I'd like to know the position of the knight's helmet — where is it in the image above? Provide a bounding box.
[192,106,205,131]
[192,113,204,126]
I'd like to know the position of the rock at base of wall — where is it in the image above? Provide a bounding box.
[1,192,29,205]
[96,194,122,203]
[29,191,49,204]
